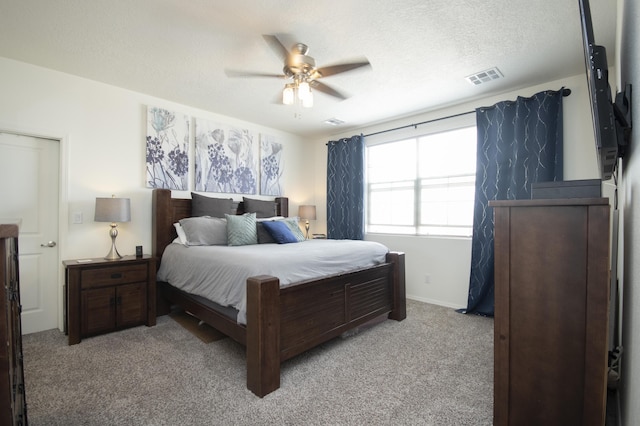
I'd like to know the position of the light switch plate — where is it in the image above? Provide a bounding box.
[72,211,83,224]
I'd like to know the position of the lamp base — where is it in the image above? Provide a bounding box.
[104,224,123,260]
[104,245,122,260]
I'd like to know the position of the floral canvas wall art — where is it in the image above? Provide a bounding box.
[194,119,258,194]
[260,134,284,196]
[145,106,190,190]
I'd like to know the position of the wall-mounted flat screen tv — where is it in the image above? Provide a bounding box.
[578,0,632,181]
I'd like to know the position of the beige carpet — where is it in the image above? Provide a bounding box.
[21,300,494,425]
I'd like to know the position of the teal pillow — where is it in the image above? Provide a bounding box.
[261,220,298,244]
[284,217,306,242]
[225,213,258,246]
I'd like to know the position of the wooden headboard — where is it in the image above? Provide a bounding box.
[151,189,289,259]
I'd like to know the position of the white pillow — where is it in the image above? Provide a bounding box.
[173,223,188,246]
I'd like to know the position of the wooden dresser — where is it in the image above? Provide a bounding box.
[491,198,610,426]
[0,224,28,425]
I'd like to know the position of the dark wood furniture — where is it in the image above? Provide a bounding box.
[1,224,27,425]
[152,188,406,397]
[491,198,610,426]
[64,255,156,345]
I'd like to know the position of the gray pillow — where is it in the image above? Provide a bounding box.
[225,213,258,246]
[256,222,276,244]
[191,192,233,217]
[242,197,277,218]
[178,216,228,246]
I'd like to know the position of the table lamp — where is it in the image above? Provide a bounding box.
[95,195,131,260]
[298,205,316,239]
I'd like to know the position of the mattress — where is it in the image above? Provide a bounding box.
[156,239,389,324]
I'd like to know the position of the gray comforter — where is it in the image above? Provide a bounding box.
[157,239,389,324]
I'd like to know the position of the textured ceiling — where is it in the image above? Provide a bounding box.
[0,0,617,138]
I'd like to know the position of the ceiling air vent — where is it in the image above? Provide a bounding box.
[466,67,503,86]
[323,118,345,126]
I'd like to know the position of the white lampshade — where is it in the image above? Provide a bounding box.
[283,84,295,105]
[302,91,313,108]
[95,197,131,223]
[298,205,317,221]
[298,81,311,100]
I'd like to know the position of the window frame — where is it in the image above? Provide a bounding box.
[364,113,477,238]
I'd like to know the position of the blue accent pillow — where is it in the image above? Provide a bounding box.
[261,220,299,244]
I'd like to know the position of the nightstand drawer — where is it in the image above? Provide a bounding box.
[80,263,148,289]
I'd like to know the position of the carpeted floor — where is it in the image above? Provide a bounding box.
[21,300,494,425]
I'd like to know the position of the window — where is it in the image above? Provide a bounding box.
[366,125,477,237]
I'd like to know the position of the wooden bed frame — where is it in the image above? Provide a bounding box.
[152,188,406,397]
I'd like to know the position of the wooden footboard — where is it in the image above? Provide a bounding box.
[245,251,406,397]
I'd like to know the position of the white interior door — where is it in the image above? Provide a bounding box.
[0,132,60,334]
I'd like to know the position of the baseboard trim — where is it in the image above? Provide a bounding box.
[406,295,465,310]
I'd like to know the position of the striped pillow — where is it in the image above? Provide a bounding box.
[284,217,306,242]
[225,213,258,246]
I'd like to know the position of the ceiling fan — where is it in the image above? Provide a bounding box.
[225,34,371,108]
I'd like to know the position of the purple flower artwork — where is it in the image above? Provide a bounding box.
[194,119,257,194]
[260,134,284,196]
[145,107,190,190]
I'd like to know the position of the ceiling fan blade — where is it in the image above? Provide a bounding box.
[224,69,285,79]
[262,34,290,62]
[314,59,371,78]
[310,80,348,100]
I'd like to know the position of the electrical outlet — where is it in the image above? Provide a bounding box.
[424,274,431,284]
[72,211,83,224]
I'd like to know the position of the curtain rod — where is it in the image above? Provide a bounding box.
[363,88,571,138]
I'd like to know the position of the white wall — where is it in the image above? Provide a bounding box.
[0,56,307,329]
[0,55,611,323]
[618,0,639,423]
[310,73,602,309]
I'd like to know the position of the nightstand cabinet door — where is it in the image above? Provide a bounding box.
[81,286,116,336]
[81,282,147,336]
[115,282,147,328]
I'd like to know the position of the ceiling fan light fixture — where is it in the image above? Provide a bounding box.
[283,84,295,105]
[302,91,313,108]
[298,81,311,100]
[228,35,371,109]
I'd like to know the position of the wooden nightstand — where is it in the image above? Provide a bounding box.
[64,255,156,345]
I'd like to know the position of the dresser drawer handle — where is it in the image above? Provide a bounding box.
[110,273,123,279]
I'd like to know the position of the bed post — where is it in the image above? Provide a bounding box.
[152,188,173,259]
[387,252,406,321]
[246,275,281,397]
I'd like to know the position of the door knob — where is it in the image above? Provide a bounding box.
[40,241,57,247]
